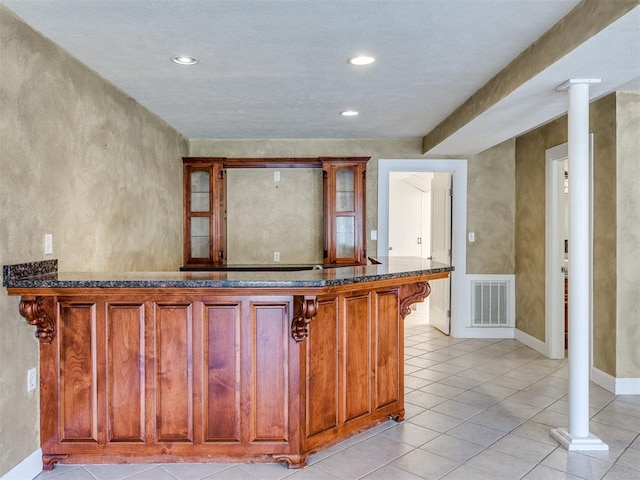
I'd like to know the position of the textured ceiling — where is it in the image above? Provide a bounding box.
[3,0,638,154]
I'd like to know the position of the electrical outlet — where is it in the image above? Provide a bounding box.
[27,367,37,392]
[273,251,280,262]
[44,233,53,255]
[468,232,476,243]
[370,230,377,241]
[274,171,280,181]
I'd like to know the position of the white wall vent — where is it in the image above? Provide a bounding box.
[472,280,509,326]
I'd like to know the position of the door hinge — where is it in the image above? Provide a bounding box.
[218,169,225,179]
[447,310,451,318]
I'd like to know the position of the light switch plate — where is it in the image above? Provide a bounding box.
[27,367,37,392]
[44,234,53,255]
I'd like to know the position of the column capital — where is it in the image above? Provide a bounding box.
[556,79,602,91]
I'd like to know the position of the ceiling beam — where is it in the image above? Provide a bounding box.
[421,0,639,154]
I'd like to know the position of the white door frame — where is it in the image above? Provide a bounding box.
[378,159,469,338]
[545,138,594,360]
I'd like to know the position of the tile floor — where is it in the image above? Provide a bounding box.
[34,312,640,480]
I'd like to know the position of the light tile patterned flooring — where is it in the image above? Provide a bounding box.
[35,312,640,480]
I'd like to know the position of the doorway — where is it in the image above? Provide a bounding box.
[378,159,467,337]
[545,139,593,360]
[388,172,452,332]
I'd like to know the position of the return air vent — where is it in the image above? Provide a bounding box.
[472,280,508,326]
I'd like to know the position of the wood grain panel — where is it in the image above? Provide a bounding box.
[305,297,338,438]
[106,303,145,443]
[251,302,289,443]
[59,302,98,442]
[203,303,241,442]
[155,303,193,442]
[374,290,400,409]
[342,294,371,422]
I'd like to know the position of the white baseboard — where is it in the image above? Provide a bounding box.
[514,328,547,356]
[1,449,41,480]
[591,367,640,395]
[455,326,514,339]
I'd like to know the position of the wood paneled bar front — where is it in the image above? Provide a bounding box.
[3,258,452,471]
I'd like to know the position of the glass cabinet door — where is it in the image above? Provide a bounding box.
[335,168,356,258]
[323,159,367,265]
[183,159,225,266]
[190,170,210,212]
[335,216,355,259]
[335,169,355,212]
[189,170,211,260]
[190,217,210,259]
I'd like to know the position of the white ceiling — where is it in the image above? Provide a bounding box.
[3,0,639,155]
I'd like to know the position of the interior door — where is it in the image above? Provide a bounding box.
[429,172,452,334]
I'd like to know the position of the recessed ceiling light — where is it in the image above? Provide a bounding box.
[172,55,199,65]
[348,55,375,66]
[341,110,359,116]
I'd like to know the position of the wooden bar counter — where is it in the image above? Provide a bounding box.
[3,258,452,470]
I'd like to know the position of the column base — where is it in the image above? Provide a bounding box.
[550,428,609,451]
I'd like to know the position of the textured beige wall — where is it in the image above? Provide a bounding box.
[515,116,566,341]
[0,5,186,475]
[591,94,617,376]
[616,91,640,378]
[467,139,515,274]
[226,168,323,264]
[514,95,619,376]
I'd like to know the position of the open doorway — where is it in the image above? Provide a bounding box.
[388,172,452,333]
[545,139,593,360]
[388,172,434,324]
[379,160,465,336]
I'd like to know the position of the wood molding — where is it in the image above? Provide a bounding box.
[224,157,321,169]
[291,296,318,342]
[273,453,308,469]
[399,282,431,318]
[19,296,56,344]
[42,454,68,471]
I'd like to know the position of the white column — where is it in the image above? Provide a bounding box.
[551,79,607,451]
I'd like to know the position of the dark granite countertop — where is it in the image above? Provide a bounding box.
[3,258,453,289]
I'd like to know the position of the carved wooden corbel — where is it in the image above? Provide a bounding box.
[291,295,318,342]
[399,281,431,318]
[42,454,68,471]
[19,296,56,344]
